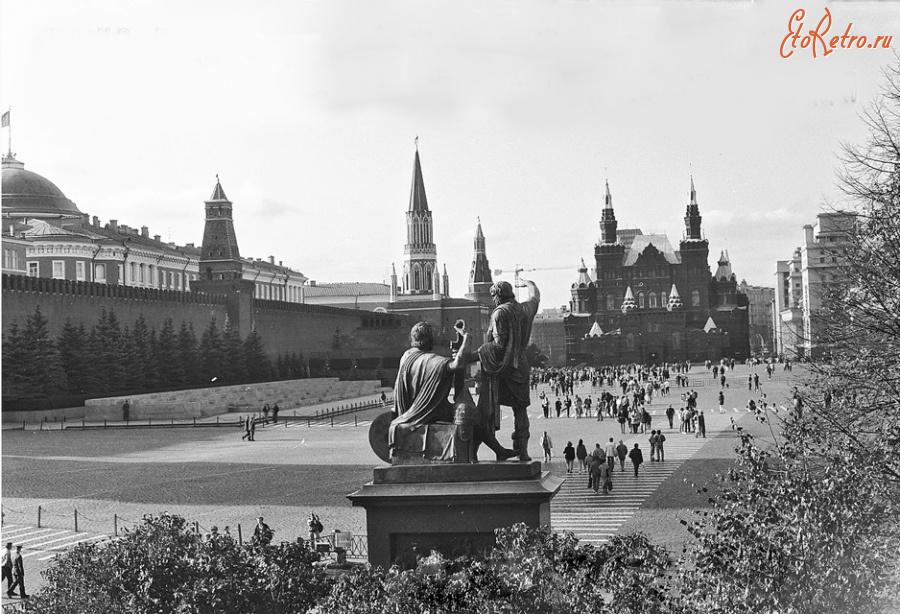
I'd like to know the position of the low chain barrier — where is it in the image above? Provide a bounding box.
[1,504,368,562]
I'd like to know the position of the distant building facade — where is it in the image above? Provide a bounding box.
[565,179,750,365]
[739,280,775,356]
[1,152,306,300]
[774,212,854,359]
[531,308,568,366]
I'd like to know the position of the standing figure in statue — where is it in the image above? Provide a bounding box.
[477,279,540,461]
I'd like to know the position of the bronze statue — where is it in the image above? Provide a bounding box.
[477,279,540,461]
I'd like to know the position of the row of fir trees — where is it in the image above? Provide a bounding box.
[2,307,310,403]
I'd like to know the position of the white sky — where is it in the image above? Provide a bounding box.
[2,1,898,309]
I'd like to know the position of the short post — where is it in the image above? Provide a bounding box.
[114,514,118,537]
[37,506,41,528]
[355,415,358,427]
[23,420,26,431]
[217,416,219,424]
[104,419,107,428]
[308,418,311,428]
[82,419,85,430]
[331,414,334,427]
[193,417,197,427]
[74,509,79,532]
[238,524,243,545]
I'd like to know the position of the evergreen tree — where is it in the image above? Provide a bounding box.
[155,318,182,387]
[243,327,271,383]
[198,318,224,385]
[176,321,201,387]
[57,319,90,396]
[17,306,68,398]
[89,309,126,395]
[2,322,28,399]
[220,318,246,384]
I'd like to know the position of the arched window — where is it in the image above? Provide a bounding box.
[637,292,645,308]
[425,265,433,292]
[414,265,421,291]
[606,294,614,311]
[94,264,106,282]
[691,289,701,307]
[660,291,667,307]
[649,292,658,308]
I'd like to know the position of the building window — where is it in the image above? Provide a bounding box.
[52,260,65,279]
[649,292,657,308]
[28,261,39,277]
[177,272,182,289]
[76,261,86,281]
[660,291,667,307]
[637,292,645,309]
[118,264,124,285]
[606,294,614,311]
[691,290,700,307]
[95,264,106,282]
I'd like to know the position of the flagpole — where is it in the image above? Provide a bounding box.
[5,107,10,156]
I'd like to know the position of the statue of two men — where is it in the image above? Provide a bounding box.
[387,278,540,463]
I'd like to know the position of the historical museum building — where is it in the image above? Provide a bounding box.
[564,180,751,365]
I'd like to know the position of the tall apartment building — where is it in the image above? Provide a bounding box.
[774,212,855,359]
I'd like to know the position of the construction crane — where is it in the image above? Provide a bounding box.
[493,265,577,300]
[493,265,576,285]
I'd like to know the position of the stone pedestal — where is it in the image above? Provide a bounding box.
[347,461,563,569]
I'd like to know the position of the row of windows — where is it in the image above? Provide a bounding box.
[597,290,702,311]
[403,262,436,293]
[27,259,197,289]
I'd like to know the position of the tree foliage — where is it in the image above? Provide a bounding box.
[21,513,330,614]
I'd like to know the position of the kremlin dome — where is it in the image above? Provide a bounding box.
[2,153,81,218]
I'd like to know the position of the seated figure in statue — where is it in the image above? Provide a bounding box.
[385,320,518,463]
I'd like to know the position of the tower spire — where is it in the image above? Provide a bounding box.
[402,146,437,295]
[600,180,618,245]
[684,176,703,241]
[466,218,494,306]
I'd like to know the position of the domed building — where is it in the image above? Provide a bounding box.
[2,153,82,219]
[1,151,306,299]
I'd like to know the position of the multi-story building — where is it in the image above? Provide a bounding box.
[564,179,750,365]
[531,307,568,366]
[774,212,855,359]
[1,152,306,299]
[739,280,775,356]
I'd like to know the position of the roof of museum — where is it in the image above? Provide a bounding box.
[622,234,681,266]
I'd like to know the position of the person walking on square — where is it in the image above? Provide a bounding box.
[657,430,666,461]
[2,542,12,597]
[9,546,26,599]
[628,443,644,478]
[589,452,603,492]
[271,403,280,424]
[748,374,753,391]
[555,398,562,418]
[564,396,572,418]
[697,409,706,438]
[616,440,628,472]
[542,397,550,419]
[720,373,726,389]
[122,399,130,423]
[718,390,725,414]
[649,430,658,461]
[540,431,553,463]
[666,404,675,429]
[598,457,612,495]
[262,403,270,424]
[242,415,253,441]
[754,372,760,392]
[605,437,616,472]
[563,441,575,473]
[576,439,588,473]
[307,512,323,544]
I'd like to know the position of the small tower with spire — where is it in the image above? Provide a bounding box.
[194,175,255,336]
[442,264,449,299]
[402,142,439,296]
[200,175,243,282]
[600,180,617,245]
[466,217,494,307]
[683,176,704,241]
[679,176,710,325]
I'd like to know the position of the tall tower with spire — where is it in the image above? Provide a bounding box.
[402,145,439,296]
[593,180,625,313]
[678,176,711,326]
[466,218,494,306]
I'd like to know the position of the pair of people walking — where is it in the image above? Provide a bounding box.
[3,542,26,599]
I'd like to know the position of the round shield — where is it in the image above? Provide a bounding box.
[368,411,393,463]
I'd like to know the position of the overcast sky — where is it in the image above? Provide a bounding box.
[2,1,898,309]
